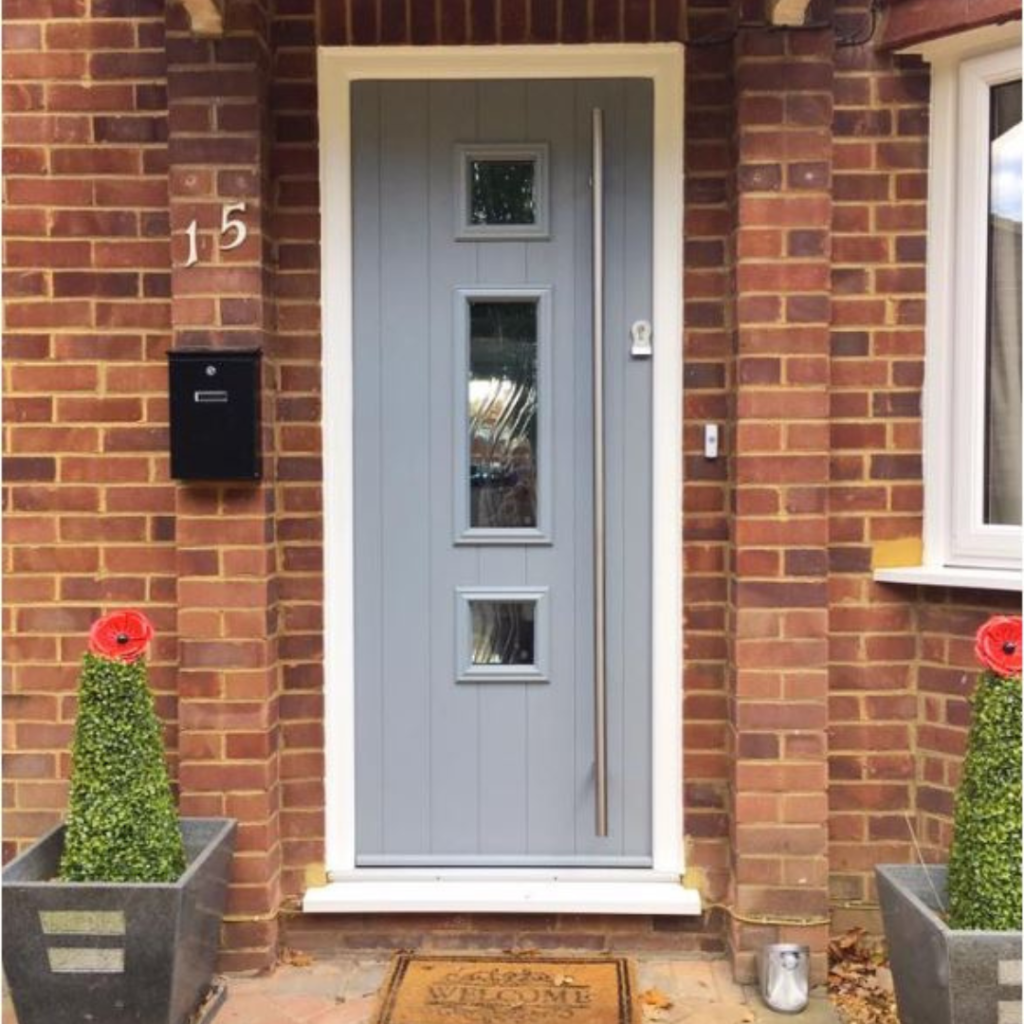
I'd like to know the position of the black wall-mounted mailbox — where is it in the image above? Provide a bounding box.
[168,349,262,481]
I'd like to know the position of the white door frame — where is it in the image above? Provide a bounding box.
[313,44,689,908]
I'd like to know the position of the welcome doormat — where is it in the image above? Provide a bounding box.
[373,953,638,1024]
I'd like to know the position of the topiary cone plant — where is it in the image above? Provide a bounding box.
[2,609,236,1024]
[59,609,187,883]
[946,614,1022,932]
[875,614,1022,1024]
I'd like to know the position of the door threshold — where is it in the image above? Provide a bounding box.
[303,877,702,916]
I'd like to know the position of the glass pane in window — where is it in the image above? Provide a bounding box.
[469,159,536,226]
[468,301,538,529]
[470,601,536,666]
[985,78,1023,526]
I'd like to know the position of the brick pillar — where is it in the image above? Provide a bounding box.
[827,0,926,931]
[728,9,834,982]
[166,0,282,971]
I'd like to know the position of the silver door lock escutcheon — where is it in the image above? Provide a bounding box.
[630,320,653,358]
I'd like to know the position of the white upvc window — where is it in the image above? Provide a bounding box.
[946,46,1022,568]
[879,27,1023,591]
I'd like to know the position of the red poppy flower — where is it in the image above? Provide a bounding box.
[88,609,154,663]
[975,616,1022,678]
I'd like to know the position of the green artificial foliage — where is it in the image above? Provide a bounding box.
[59,653,186,883]
[947,670,1022,931]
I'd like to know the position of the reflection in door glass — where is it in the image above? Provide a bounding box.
[471,601,536,665]
[469,301,538,529]
[470,160,536,225]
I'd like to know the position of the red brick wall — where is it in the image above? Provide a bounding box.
[272,0,330,908]
[827,0,928,925]
[829,586,1020,937]
[915,597,1020,858]
[165,0,285,972]
[728,5,835,980]
[317,0,690,44]
[3,0,1021,977]
[679,0,736,918]
[827,0,1021,931]
[3,0,176,860]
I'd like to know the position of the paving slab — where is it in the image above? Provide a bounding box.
[3,955,840,1024]
[741,986,839,1024]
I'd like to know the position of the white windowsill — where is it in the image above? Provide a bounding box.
[303,878,703,916]
[874,565,1022,592]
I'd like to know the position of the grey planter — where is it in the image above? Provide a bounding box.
[876,864,1023,1024]
[2,817,236,1024]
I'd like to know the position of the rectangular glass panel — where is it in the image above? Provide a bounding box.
[470,159,536,226]
[984,78,1022,525]
[470,600,536,666]
[469,300,538,529]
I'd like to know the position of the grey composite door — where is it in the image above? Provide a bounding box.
[352,78,653,867]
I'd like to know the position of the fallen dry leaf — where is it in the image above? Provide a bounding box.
[279,947,315,968]
[639,988,674,1010]
[828,928,899,1024]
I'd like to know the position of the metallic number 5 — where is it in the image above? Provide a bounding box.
[220,201,248,251]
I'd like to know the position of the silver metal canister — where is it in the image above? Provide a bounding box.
[759,943,810,1014]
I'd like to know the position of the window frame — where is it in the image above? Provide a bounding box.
[455,586,550,684]
[922,36,1022,573]
[454,142,550,241]
[453,286,553,546]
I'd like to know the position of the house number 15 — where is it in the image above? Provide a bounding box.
[183,202,249,267]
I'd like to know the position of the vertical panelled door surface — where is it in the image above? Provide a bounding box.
[352,79,653,866]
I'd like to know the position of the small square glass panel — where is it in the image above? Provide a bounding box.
[456,587,548,682]
[456,144,549,240]
[470,159,536,226]
[471,600,535,666]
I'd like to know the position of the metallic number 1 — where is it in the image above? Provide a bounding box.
[184,219,199,268]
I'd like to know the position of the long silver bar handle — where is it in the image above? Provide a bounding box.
[592,107,608,839]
